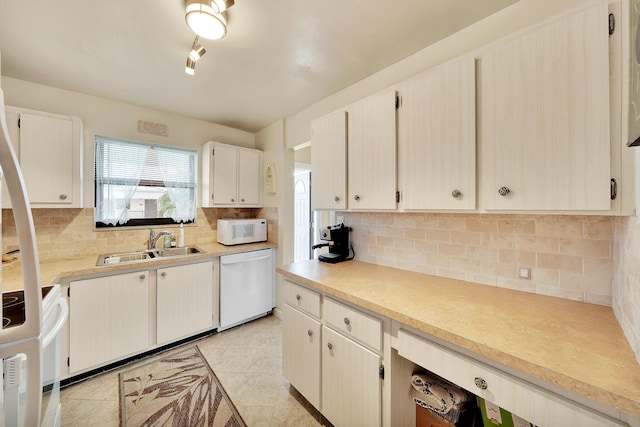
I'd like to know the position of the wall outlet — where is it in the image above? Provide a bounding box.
[336,215,344,224]
[518,267,531,280]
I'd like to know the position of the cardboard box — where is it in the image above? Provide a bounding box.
[416,404,456,427]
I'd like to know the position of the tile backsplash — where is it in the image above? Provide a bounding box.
[613,216,640,364]
[1,207,278,261]
[340,212,614,306]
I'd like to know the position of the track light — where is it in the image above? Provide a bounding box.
[211,0,234,13]
[189,37,206,62]
[185,57,196,75]
[185,0,227,40]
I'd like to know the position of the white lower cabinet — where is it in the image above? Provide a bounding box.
[282,280,383,427]
[322,326,381,427]
[69,271,150,373]
[282,304,321,409]
[157,261,214,344]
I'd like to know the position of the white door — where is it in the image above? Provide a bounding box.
[294,167,311,262]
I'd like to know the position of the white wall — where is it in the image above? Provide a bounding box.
[255,119,294,311]
[1,77,255,206]
[283,0,589,148]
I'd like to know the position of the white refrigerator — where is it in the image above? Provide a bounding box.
[0,88,69,426]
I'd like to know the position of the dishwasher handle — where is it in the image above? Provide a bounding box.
[221,254,271,265]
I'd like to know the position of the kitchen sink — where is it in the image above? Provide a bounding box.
[96,246,204,266]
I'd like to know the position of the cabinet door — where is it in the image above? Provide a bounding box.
[399,56,476,210]
[238,148,261,205]
[69,271,150,373]
[322,326,381,427]
[212,143,238,205]
[157,261,214,344]
[19,113,74,204]
[347,90,397,210]
[480,3,610,210]
[311,110,347,210]
[282,305,321,410]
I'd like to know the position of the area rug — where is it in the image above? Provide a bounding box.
[119,346,246,427]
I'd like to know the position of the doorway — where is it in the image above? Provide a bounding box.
[294,164,312,262]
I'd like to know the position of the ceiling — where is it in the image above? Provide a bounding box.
[0,0,517,133]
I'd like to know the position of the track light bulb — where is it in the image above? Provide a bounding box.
[185,57,196,75]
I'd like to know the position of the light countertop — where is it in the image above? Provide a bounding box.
[277,259,640,419]
[2,241,276,291]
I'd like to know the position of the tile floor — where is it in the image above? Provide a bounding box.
[60,315,328,426]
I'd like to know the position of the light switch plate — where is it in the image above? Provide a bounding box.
[518,267,531,280]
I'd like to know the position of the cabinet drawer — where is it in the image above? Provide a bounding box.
[284,280,321,318]
[397,330,625,427]
[324,298,381,352]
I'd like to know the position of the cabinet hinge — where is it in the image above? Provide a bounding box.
[67,287,70,297]
[611,178,617,200]
[395,95,402,109]
[379,365,385,380]
[17,118,20,128]
[609,13,615,35]
[395,191,400,203]
[67,357,70,367]
[212,149,215,156]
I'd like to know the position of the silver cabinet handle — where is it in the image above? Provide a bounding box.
[451,190,462,199]
[161,272,167,277]
[334,196,340,202]
[327,343,333,350]
[343,317,350,326]
[296,294,301,301]
[474,377,488,390]
[59,194,67,200]
[498,187,510,197]
[354,195,360,201]
[139,274,146,280]
[307,330,313,337]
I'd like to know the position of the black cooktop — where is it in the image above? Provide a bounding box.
[3,287,52,328]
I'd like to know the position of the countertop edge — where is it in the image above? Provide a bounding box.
[276,263,640,419]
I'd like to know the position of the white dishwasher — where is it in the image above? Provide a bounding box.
[219,248,275,331]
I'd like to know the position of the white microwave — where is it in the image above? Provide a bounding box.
[217,219,267,245]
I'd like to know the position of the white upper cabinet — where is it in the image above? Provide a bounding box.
[480,2,611,211]
[398,56,476,210]
[2,106,83,208]
[311,110,347,210]
[201,141,262,207]
[347,89,397,210]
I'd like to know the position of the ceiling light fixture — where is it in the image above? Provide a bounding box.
[185,0,227,40]
[185,57,196,75]
[188,37,206,61]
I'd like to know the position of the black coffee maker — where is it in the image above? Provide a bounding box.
[312,223,353,263]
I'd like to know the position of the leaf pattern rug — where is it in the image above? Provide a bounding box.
[119,346,246,427]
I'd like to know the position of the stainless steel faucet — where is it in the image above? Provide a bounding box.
[148,229,172,250]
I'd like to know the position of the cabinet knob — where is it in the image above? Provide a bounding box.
[354,195,361,201]
[59,194,67,200]
[296,294,301,301]
[139,274,146,280]
[334,196,340,202]
[231,198,235,202]
[498,187,511,197]
[343,317,350,326]
[161,272,167,277]
[307,330,313,337]
[241,198,245,202]
[327,343,333,350]
[474,377,488,390]
[451,190,462,199]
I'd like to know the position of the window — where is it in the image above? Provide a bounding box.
[94,136,197,228]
